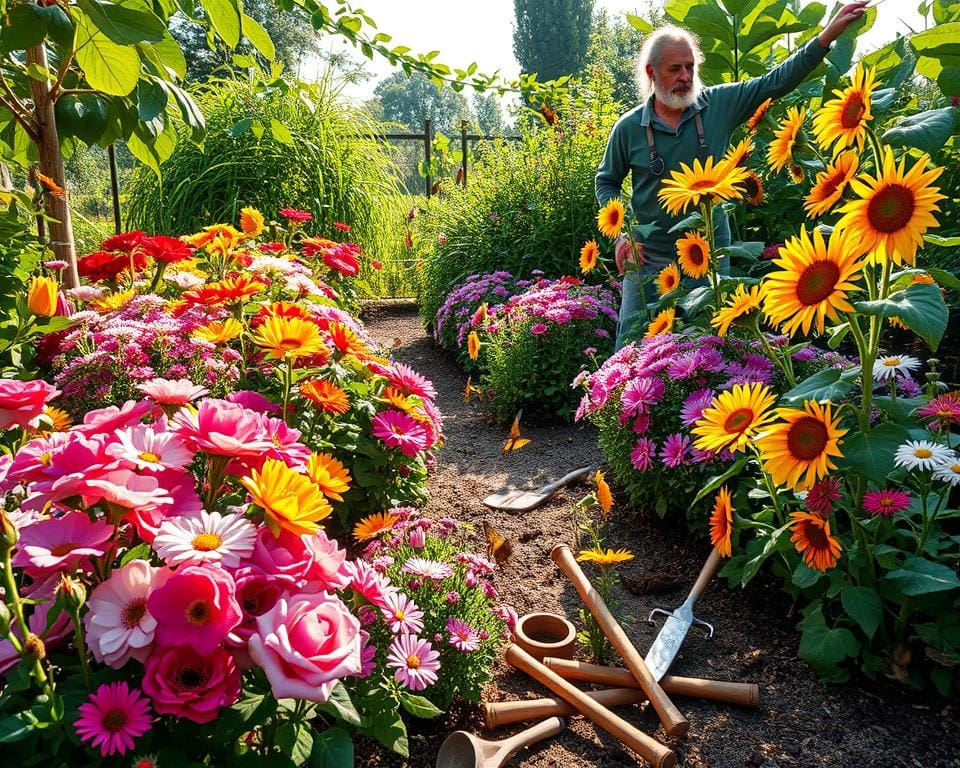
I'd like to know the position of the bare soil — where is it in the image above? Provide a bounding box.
[361,302,960,768]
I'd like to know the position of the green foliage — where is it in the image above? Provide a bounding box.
[513,0,595,81]
[374,71,473,136]
[585,5,658,108]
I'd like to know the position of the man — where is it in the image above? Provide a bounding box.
[595,1,869,347]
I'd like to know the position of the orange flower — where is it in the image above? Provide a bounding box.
[709,486,734,557]
[467,331,481,361]
[240,460,332,537]
[353,511,401,542]
[36,173,65,196]
[580,240,600,273]
[239,207,265,238]
[789,512,841,572]
[300,380,350,415]
[595,470,613,515]
[747,98,773,134]
[324,321,369,358]
[306,452,351,502]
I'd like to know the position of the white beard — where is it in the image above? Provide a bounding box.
[654,77,702,111]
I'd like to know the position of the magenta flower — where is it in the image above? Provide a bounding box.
[862,489,911,518]
[381,591,425,634]
[401,557,453,581]
[13,512,113,571]
[172,399,273,459]
[226,389,281,415]
[147,565,242,653]
[73,399,153,435]
[680,388,715,427]
[0,378,60,430]
[805,477,842,518]
[660,433,690,468]
[386,634,440,691]
[632,413,650,434]
[75,681,152,757]
[530,322,548,336]
[142,645,240,723]
[620,377,665,418]
[916,393,960,428]
[630,438,656,471]
[279,207,313,222]
[408,526,426,548]
[137,378,209,406]
[385,361,437,400]
[347,559,395,609]
[371,409,429,457]
[447,617,481,651]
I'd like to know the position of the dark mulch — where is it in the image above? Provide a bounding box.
[358,302,960,768]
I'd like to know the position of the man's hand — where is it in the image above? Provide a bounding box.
[818,1,869,47]
[614,235,646,274]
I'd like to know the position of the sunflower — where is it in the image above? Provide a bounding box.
[757,401,847,491]
[709,486,734,557]
[812,64,876,156]
[656,262,680,296]
[93,288,136,312]
[676,231,710,279]
[192,318,243,344]
[644,307,675,337]
[723,136,754,168]
[761,226,863,336]
[252,316,328,362]
[306,452,352,502]
[597,198,626,238]
[300,380,350,415]
[747,97,773,134]
[711,283,763,337]
[35,405,72,434]
[742,171,764,205]
[789,165,805,184]
[657,155,749,216]
[803,152,859,218]
[580,240,600,273]
[576,546,634,566]
[240,459,332,537]
[353,511,402,542]
[692,382,777,454]
[789,512,842,572]
[594,470,613,516]
[239,206,265,238]
[766,105,807,174]
[834,147,945,266]
[467,331,481,361]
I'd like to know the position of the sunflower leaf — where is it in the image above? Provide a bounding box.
[835,422,910,483]
[779,365,860,404]
[798,604,858,681]
[853,282,948,351]
[692,455,749,504]
[841,585,882,639]
[881,107,959,154]
[883,556,960,596]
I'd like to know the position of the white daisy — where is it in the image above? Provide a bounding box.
[893,440,954,472]
[872,354,921,382]
[933,458,960,487]
[153,510,257,569]
[165,271,205,289]
[106,423,195,472]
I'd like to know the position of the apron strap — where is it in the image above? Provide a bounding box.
[694,112,708,161]
[646,122,665,176]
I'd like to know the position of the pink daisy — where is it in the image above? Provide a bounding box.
[12,512,113,571]
[153,511,257,569]
[630,438,656,471]
[381,590,425,634]
[172,399,272,459]
[862,489,912,518]
[447,617,481,651]
[805,477,842,518]
[279,207,313,222]
[74,681,152,757]
[73,399,153,436]
[386,362,437,400]
[680,388,715,427]
[371,410,429,457]
[347,559,395,609]
[632,413,650,434]
[386,634,440,691]
[400,557,453,581]
[660,433,690,468]
[106,423,195,472]
[530,322,548,336]
[137,378,209,406]
[916,392,960,429]
[147,564,242,653]
[620,377,665,418]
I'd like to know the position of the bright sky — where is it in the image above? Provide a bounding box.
[315,1,926,102]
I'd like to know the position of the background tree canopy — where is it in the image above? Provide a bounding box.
[513,0,595,81]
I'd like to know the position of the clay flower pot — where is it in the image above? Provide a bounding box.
[513,612,577,660]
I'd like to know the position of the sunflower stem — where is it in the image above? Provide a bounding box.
[701,202,721,311]
[865,126,885,172]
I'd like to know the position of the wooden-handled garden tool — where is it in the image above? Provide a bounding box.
[483,467,592,512]
[550,544,689,738]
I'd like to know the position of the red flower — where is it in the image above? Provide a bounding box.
[333,221,351,232]
[370,259,383,271]
[77,251,129,282]
[141,235,195,264]
[323,243,361,276]
[101,230,146,253]
[279,207,313,222]
[259,242,286,253]
[302,237,337,259]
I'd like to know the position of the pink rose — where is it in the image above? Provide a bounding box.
[142,645,240,723]
[248,593,362,701]
[249,527,313,585]
[0,379,60,430]
[147,565,242,653]
[302,530,351,591]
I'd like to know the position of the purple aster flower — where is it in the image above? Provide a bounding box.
[680,388,715,427]
[621,377,665,418]
[660,434,690,468]
[630,438,656,471]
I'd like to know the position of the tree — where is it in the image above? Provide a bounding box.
[513,0,595,82]
[583,5,660,109]
[473,92,506,135]
[374,71,473,137]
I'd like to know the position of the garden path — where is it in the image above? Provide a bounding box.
[361,302,960,768]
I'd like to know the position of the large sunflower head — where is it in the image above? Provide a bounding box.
[711,283,763,337]
[789,511,842,572]
[812,64,876,156]
[597,198,626,238]
[656,262,681,296]
[766,105,807,174]
[723,136,754,169]
[757,400,847,491]
[803,152,859,219]
[835,147,945,266]
[691,382,778,454]
[580,240,600,273]
[192,318,244,345]
[645,307,676,338]
[709,485,734,557]
[676,231,711,279]
[657,155,749,216]
[761,226,864,337]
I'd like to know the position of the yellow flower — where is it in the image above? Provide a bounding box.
[789,512,841,572]
[252,316,328,363]
[644,307,675,337]
[757,401,847,491]
[306,452,352,502]
[747,98,773,134]
[34,405,72,434]
[657,155,748,216]
[709,486,733,557]
[240,459,332,537]
[742,171,764,206]
[597,198,626,238]
[594,470,613,515]
[692,383,777,455]
[710,283,763,337]
[576,546,634,566]
[834,147,944,267]
[187,224,240,248]
[804,152,859,218]
[93,288,136,312]
[239,206,266,238]
[766,105,807,174]
[676,231,710,279]
[580,240,600,273]
[467,330,481,361]
[761,226,863,337]
[656,262,680,296]
[353,511,402,542]
[192,318,243,344]
[27,276,58,317]
[723,136,754,168]
[812,64,876,156]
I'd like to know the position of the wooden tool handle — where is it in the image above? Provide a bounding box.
[485,688,647,728]
[542,658,760,708]
[505,644,676,768]
[551,545,689,737]
[689,547,723,603]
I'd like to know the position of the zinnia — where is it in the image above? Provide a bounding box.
[75,682,152,757]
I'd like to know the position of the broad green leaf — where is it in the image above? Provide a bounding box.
[158,80,205,143]
[626,13,653,33]
[0,709,40,744]
[835,422,909,483]
[138,30,187,81]
[792,562,822,589]
[74,12,141,96]
[883,556,960,596]
[369,705,408,756]
[933,0,960,23]
[881,108,959,154]
[310,727,353,768]
[692,455,749,504]
[840,585,882,639]
[925,234,960,247]
[315,682,360,726]
[718,0,753,16]
[853,283,948,351]
[201,0,242,48]
[1,5,49,51]
[126,118,176,176]
[270,119,294,145]
[910,22,960,58]
[797,2,827,26]
[741,523,792,586]
[79,0,165,45]
[241,13,275,60]
[927,266,960,291]
[120,541,152,565]
[54,93,110,145]
[400,692,443,719]
[779,366,860,404]
[277,723,313,767]
[798,604,859,678]
[227,118,253,137]
[826,3,877,75]
[135,78,168,137]
[936,66,960,95]
[860,37,915,88]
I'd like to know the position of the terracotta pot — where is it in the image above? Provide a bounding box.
[513,612,577,660]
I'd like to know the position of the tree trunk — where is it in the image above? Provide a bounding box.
[26,44,79,288]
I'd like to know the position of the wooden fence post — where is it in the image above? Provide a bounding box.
[423,118,432,198]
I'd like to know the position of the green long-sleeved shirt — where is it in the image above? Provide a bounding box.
[595,37,830,264]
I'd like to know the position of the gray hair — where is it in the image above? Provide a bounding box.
[635,26,704,100]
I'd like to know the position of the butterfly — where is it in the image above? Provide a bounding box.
[502,410,531,453]
[464,376,485,403]
[391,337,403,349]
[483,520,513,566]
